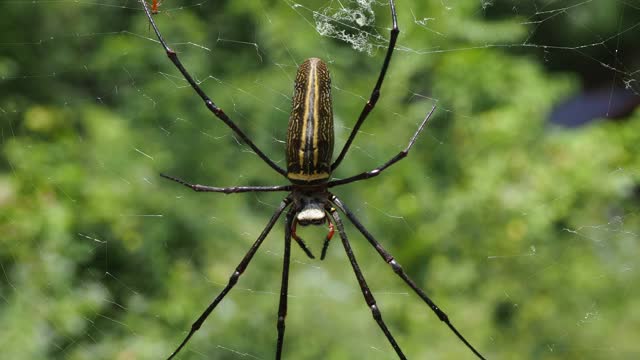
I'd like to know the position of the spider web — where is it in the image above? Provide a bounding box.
[1,0,639,359]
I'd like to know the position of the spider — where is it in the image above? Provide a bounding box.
[140,1,486,359]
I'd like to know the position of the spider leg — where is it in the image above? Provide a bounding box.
[320,218,335,260]
[160,173,292,194]
[330,195,487,360]
[276,209,294,359]
[290,218,315,259]
[140,0,286,177]
[328,206,407,360]
[329,104,435,188]
[331,0,399,171]
[166,197,292,360]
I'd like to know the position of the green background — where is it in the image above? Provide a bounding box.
[1,0,639,359]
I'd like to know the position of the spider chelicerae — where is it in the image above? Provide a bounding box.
[140,1,486,359]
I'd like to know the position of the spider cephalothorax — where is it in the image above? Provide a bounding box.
[289,185,335,260]
[292,188,329,226]
[141,1,486,359]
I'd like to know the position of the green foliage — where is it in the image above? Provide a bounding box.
[1,1,639,359]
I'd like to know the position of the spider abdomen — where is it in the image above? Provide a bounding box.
[286,58,334,184]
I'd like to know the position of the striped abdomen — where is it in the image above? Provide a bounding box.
[286,58,334,184]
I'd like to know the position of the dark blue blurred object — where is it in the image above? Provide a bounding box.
[549,87,640,127]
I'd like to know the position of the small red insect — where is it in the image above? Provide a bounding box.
[149,0,161,14]
[146,0,163,33]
